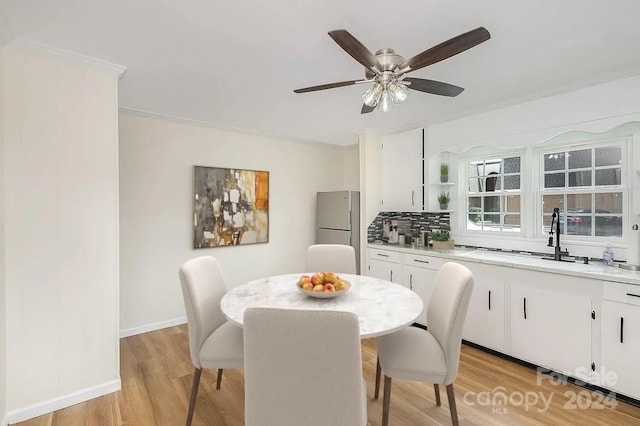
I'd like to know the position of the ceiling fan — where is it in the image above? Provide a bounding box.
[293,27,491,113]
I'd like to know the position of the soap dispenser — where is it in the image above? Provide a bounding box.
[603,242,614,266]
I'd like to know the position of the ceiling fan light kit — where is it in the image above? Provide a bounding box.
[362,83,408,112]
[294,27,491,114]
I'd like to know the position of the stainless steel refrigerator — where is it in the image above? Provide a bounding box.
[316,191,360,274]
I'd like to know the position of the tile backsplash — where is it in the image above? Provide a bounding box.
[367,211,451,243]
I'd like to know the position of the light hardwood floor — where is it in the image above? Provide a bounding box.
[14,324,640,426]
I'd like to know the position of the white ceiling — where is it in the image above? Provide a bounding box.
[2,0,640,146]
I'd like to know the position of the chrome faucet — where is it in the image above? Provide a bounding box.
[546,207,570,261]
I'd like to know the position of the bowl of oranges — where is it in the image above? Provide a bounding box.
[297,272,351,298]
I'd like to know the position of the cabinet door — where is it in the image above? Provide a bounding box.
[368,258,402,284]
[510,283,592,375]
[381,128,422,211]
[460,262,506,352]
[601,300,640,399]
[404,265,437,326]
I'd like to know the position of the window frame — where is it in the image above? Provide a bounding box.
[461,150,525,235]
[535,137,628,242]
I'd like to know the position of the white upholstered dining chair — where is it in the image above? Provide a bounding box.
[375,261,474,426]
[243,307,367,426]
[178,256,244,426]
[306,243,357,274]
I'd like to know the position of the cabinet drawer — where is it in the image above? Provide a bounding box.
[369,248,402,263]
[603,281,640,305]
[404,254,443,270]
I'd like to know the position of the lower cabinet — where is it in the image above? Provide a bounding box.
[510,278,592,376]
[366,246,640,400]
[601,282,640,399]
[403,254,442,326]
[458,261,506,352]
[367,249,402,284]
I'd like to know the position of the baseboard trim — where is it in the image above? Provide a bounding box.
[120,316,187,338]
[7,379,121,424]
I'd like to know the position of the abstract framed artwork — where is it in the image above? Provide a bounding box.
[193,166,269,248]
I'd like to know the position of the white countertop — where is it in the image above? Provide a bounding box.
[368,243,640,286]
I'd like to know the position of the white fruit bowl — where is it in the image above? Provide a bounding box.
[297,280,351,299]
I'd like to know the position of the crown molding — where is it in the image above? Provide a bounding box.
[8,37,127,77]
[0,1,13,45]
[119,107,354,148]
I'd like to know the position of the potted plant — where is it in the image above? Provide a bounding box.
[440,163,449,183]
[431,230,454,250]
[438,191,450,210]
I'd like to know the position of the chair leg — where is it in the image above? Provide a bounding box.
[382,375,392,426]
[374,356,381,399]
[186,367,202,426]
[216,368,223,389]
[434,383,441,406]
[446,383,459,426]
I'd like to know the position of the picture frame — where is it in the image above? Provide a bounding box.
[193,165,269,248]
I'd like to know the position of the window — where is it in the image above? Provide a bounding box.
[465,155,522,233]
[540,142,624,238]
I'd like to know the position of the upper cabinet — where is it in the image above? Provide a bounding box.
[380,128,424,211]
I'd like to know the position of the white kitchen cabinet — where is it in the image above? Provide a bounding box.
[368,249,402,284]
[510,274,592,376]
[601,282,640,399]
[364,245,638,392]
[458,261,506,352]
[380,128,423,211]
[403,254,443,326]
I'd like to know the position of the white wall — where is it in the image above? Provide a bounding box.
[425,74,640,258]
[342,144,360,191]
[0,45,7,426]
[358,129,382,270]
[118,111,356,335]
[428,74,640,152]
[358,130,382,228]
[2,43,123,422]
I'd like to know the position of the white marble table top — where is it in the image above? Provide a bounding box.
[220,273,424,339]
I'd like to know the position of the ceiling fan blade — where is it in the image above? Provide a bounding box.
[361,104,375,114]
[404,77,465,97]
[328,30,382,71]
[399,27,491,72]
[294,80,360,93]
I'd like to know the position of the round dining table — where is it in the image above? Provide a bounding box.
[220,273,424,338]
